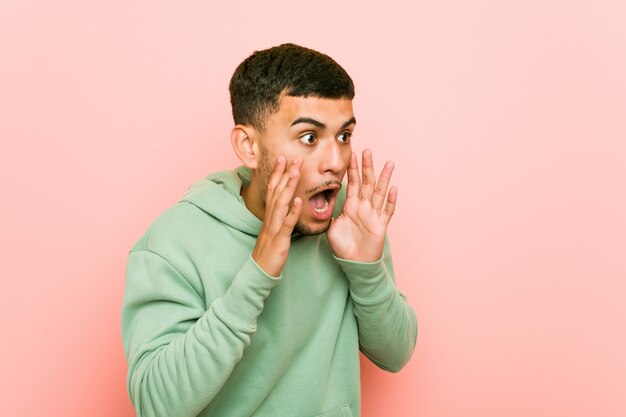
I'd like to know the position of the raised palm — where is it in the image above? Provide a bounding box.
[327,150,397,262]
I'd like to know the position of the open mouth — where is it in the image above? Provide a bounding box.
[308,183,340,218]
[310,189,333,212]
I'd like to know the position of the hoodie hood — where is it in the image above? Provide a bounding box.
[180,166,262,236]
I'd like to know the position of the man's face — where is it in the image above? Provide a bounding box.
[254,95,355,235]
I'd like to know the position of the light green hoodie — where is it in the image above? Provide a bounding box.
[122,166,417,417]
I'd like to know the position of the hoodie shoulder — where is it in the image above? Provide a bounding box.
[182,167,250,202]
[179,166,261,236]
[130,167,259,255]
[129,201,205,254]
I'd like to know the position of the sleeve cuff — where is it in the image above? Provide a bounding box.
[214,255,281,329]
[333,254,393,304]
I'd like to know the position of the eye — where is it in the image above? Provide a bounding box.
[299,133,318,145]
[337,131,352,144]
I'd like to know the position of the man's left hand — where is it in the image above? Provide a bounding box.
[326,149,397,262]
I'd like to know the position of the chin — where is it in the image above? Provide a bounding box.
[294,219,331,236]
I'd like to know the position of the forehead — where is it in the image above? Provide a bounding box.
[268,95,354,129]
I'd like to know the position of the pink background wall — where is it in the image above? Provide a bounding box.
[1,1,625,416]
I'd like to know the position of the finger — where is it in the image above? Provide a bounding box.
[281,197,302,233]
[346,152,360,199]
[361,149,376,200]
[266,171,298,232]
[371,161,394,213]
[271,159,302,223]
[266,165,291,216]
[381,186,398,224]
[265,156,286,210]
[269,158,300,209]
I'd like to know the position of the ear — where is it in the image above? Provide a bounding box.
[230,125,260,169]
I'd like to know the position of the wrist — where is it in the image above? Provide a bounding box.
[333,254,392,302]
[251,252,282,279]
[331,246,384,263]
[249,253,282,280]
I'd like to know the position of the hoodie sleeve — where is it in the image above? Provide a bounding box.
[333,237,417,372]
[122,249,279,417]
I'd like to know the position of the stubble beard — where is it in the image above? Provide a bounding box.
[258,149,330,236]
[294,219,331,236]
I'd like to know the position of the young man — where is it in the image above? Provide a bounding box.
[122,43,417,417]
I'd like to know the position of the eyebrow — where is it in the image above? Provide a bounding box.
[290,116,357,130]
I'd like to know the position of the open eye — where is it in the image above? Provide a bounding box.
[299,133,318,145]
[337,131,352,144]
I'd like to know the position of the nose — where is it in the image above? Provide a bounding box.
[319,139,345,174]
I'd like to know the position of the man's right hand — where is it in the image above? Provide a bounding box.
[251,156,303,277]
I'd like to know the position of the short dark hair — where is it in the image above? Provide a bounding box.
[229,43,355,131]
